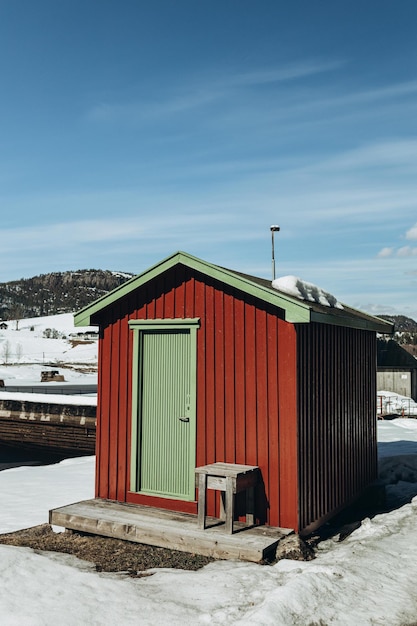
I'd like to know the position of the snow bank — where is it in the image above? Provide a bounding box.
[0,391,96,405]
[1,421,417,624]
[377,390,417,416]
[272,275,344,309]
[0,456,95,533]
[2,488,417,625]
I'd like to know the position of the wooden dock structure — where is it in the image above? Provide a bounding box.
[50,498,292,563]
[0,397,96,455]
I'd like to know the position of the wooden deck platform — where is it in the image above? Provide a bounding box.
[49,498,293,563]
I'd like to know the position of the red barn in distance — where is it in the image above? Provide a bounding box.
[59,251,392,539]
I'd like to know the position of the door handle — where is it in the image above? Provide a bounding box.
[178,416,189,422]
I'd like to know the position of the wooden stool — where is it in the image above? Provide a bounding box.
[195,462,259,534]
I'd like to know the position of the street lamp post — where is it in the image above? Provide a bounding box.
[270,225,280,281]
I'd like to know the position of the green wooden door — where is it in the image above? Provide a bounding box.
[131,322,197,500]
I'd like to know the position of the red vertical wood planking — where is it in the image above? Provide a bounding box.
[164,272,175,318]
[214,289,225,462]
[204,283,216,464]
[224,292,236,463]
[244,300,257,466]
[255,308,269,515]
[155,277,165,318]
[204,283,216,514]
[174,266,186,317]
[266,314,280,527]
[277,321,299,531]
[184,271,197,494]
[194,276,207,469]
[125,298,134,498]
[234,297,246,464]
[184,270,195,317]
[116,303,130,502]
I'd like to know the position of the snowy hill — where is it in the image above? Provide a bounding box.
[0,269,133,320]
[0,313,97,385]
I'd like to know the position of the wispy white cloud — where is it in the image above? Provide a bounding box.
[406,224,417,240]
[152,137,417,185]
[227,60,344,87]
[0,210,266,269]
[2,134,417,264]
[376,223,417,259]
[300,79,417,113]
[306,139,417,174]
[144,141,417,230]
[87,73,417,132]
[87,58,344,123]
[378,247,394,258]
[397,246,417,257]
[2,211,416,319]
[378,246,417,258]
[88,88,223,122]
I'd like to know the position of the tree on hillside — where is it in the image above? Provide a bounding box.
[2,340,11,365]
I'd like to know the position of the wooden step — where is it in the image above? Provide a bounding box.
[50,498,292,563]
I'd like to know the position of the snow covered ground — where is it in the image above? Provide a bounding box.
[0,420,417,625]
[378,390,417,417]
[2,314,417,624]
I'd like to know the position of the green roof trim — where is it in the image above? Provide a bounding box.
[73,251,394,334]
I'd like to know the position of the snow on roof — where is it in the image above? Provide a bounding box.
[272,275,344,309]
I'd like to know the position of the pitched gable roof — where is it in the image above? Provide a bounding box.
[377,339,417,368]
[74,251,393,333]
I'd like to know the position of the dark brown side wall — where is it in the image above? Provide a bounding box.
[297,323,377,534]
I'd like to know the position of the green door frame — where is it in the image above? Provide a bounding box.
[128,318,199,500]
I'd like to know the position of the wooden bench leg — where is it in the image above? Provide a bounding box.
[219,492,226,521]
[246,486,255,526]
[225,476,234,534]
[197,473,207,529]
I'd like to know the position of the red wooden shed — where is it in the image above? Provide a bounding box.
[74,251,392,535]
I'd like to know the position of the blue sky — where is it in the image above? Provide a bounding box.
[1,1,417,318]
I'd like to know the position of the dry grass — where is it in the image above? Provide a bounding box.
[0,524,213,577]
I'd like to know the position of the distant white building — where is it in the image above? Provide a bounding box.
[377,339,417,401]
[69,331,99,341]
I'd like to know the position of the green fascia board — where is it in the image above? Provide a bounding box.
[74,252,185,326]
[74,251,311,326]
[128,318,201,330]
[74,250,392,333]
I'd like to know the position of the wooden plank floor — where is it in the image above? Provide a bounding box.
[50,498,293,563]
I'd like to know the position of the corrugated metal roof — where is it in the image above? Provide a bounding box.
[221,267,394,333]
